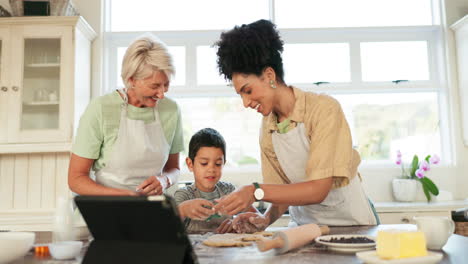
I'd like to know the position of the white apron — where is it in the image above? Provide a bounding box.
[95,89,170,191]
[271,123,377,226]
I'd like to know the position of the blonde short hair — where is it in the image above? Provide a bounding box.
[121,34,175,89]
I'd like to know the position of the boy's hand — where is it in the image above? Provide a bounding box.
[179,199,215,220]
[216,219,234,234]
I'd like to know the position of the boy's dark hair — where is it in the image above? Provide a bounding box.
[188,128,226,163]
[214,19,285,83]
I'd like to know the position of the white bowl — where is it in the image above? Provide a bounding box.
[49,241,83,260]
[0,232,35,263]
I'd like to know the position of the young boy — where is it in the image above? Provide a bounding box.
[175,128,257,234]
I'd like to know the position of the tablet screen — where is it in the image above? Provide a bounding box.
[75,195,186,243]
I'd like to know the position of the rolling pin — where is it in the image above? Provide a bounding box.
[257,224,330,254]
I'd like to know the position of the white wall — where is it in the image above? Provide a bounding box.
[445,0,468,25]
[442,0,468,201]
[72,0,103,98]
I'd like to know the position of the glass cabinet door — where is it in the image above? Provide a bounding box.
[9,25,72,143]
[20,38,61,131]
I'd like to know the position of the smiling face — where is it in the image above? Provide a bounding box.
[186,147,225,192]
[128,70,169,108]
[232,69,277,116]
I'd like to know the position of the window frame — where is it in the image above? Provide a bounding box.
[102,0,452,169]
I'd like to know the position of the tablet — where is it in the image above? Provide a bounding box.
[75,195,197,264]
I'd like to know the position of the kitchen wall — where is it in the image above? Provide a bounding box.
[440,0,468,201]
[0,0,466,202]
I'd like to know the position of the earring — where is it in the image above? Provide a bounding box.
[270,80,277,89]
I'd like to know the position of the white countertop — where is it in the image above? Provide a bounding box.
[375,199,468,213]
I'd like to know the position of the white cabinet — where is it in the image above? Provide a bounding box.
[375,200,467,225]
[378,211,450,224]
[451,15,468,146]
[0,17,96,152]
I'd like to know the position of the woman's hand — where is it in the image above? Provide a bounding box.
[232,212,269,234]
[216,219,234,234]
[213,185,256,216]
[136,175,163,196]
[178,199,215,220]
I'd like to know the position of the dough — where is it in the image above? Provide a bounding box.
[253,231,274,237]
[202,232,275,247]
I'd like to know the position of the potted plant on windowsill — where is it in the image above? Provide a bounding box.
[392,150,440,202]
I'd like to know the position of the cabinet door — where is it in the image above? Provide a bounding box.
[378,211,450,224]
[8,25,72,143]
[0,28,10,143]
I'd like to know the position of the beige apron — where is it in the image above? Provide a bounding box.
[185,185,232,233]
[271,123,377,226]
[95,89,170,191]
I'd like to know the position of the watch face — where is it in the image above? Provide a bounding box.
[254,188,264,200]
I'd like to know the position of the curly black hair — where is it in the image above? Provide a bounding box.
[188,128,226,164]
[214,19,285,83]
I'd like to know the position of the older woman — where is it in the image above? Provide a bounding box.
[213,20,379,232]
[68,35,183,196]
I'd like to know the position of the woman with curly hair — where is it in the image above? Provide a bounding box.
[213,19,379,232]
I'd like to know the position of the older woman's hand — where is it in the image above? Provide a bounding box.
[232,212,269,233]
[136,175,163,196]
[213,185,256,216]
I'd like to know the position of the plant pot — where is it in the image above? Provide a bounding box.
[392,178,418,202]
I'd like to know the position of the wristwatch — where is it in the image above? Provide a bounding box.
[253,182,264,201]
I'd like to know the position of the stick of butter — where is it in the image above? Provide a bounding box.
[377,230,428,259]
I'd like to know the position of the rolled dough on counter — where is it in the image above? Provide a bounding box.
[202,231,274,247]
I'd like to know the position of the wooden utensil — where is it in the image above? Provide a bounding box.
[257,224,330,254]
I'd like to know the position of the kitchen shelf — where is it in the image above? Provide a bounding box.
[25,63,60,68]
[23,101,59,106]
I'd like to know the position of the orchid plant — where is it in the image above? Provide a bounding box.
[395,150,440,202]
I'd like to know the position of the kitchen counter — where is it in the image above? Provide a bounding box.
[13,224,468,264]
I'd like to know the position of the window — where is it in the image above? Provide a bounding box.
[360,41,430,81]
[274,0,433,28]
[109,0,269,31]
[334,92,440,162]
[177,97,261,168]
[104,0,448,176]
[283,43,351,83]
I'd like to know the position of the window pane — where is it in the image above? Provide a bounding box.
[283,43,350,83]
[275,0,433,28]
[197,46,227,85]
[176,97,261,170]
[110,0,269,31]
[334,92,440,161]
[361,41,429,82]
[117,46,185,88]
